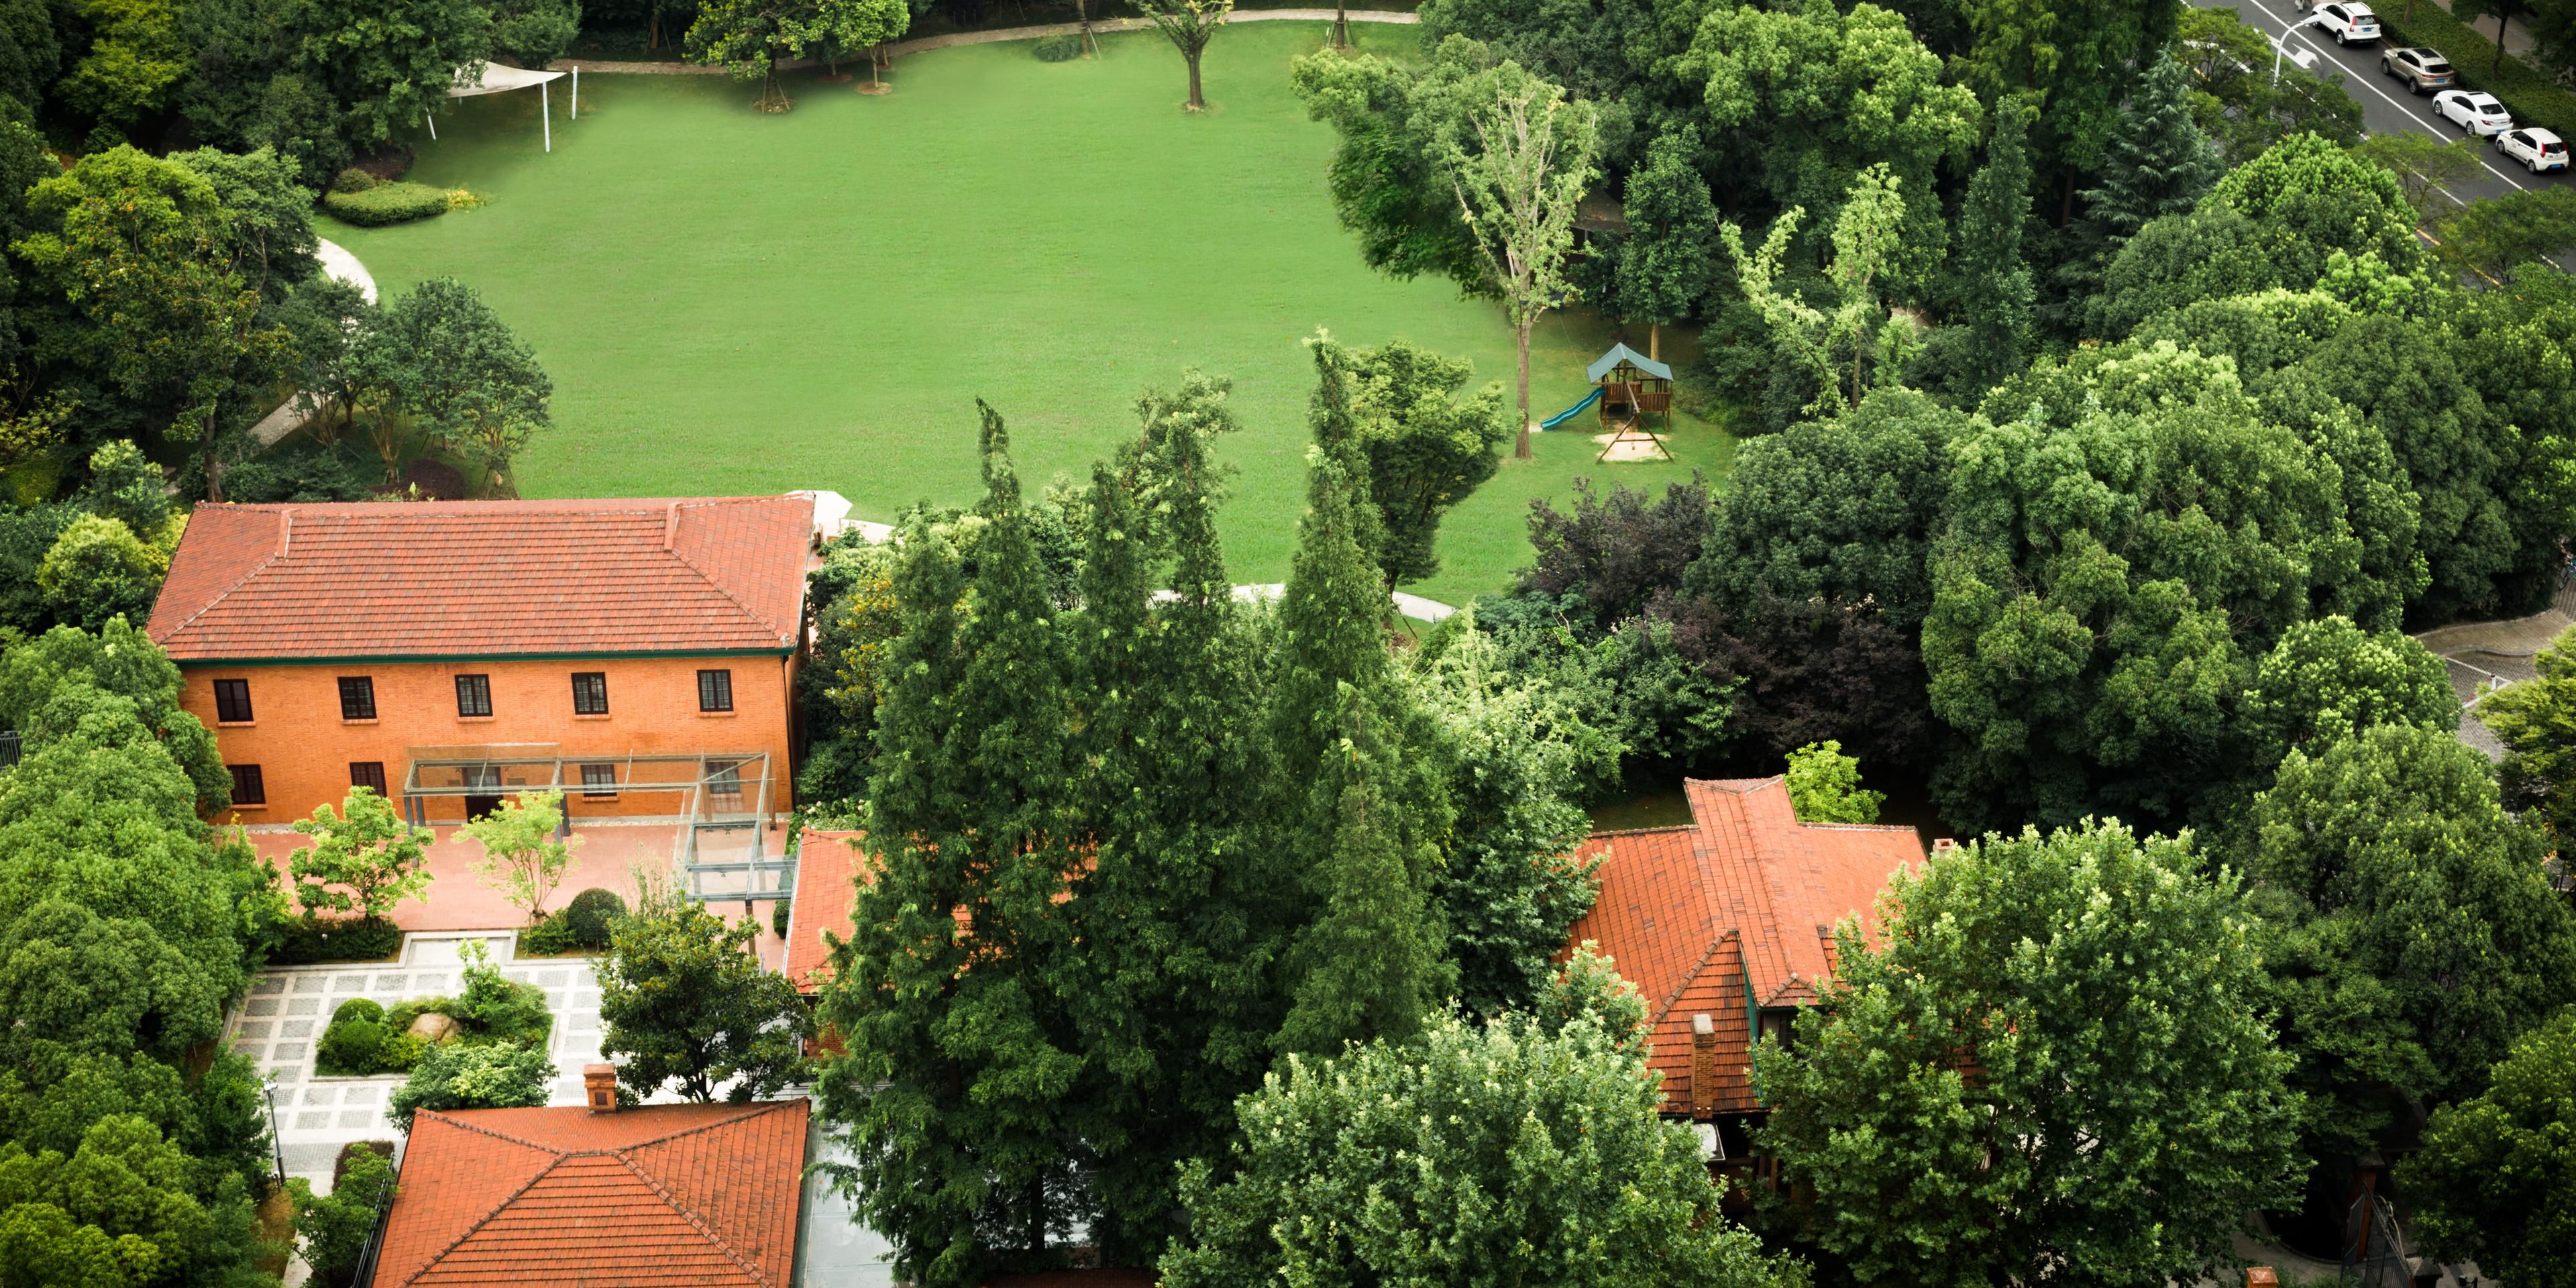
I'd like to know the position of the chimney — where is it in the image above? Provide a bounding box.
[1932,837,1956,857]
[584,1064,618,1112]
[2245,1269,2278,1288]
[1690,1014,1717,1120]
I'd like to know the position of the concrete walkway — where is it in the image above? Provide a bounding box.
[2413,577,2576,758]
[557,9,1419,74]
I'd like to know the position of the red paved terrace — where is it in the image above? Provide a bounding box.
[151,496,813,661]
[1565,776,1925,1120]
[374,1099,808,1288]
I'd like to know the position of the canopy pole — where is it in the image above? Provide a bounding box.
[572,66,578,119]
[542,80,551,152]
[425,111,437,141]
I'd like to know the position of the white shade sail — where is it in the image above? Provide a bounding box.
[447,61,566,97]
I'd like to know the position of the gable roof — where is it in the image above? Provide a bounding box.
[1564,777,1921,1116]
[148,497,815,662]
[785,829,866,996]
[374,1100,808,1288]
[1587,342,1674,383]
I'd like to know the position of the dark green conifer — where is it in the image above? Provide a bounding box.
[2064,52,2222,292]
[1950,95,2039,391]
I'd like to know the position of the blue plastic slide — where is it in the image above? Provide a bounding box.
[1538,386,1603,431]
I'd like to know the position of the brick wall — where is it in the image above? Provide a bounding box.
[180,653,798,824]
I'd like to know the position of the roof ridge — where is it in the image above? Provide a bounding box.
[615,1139,777,1288]
[1798,822,1923,834]
[395,1122,568,1288]
[1647,930,1737,1029]
[154,514,286,644]
[1586,824,1696,838]
[661,501,794,642]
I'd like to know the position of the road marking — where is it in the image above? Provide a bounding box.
[2228,0,2539,195]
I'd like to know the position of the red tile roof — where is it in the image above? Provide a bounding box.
[374,1100,809,1288]
[148,497,815,661]
[785,829,867,996]
[1565,776,1923,1116]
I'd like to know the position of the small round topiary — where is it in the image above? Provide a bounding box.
[318,1018,386,1074]
[330,168,378,195]
[771,898,792,936]
[1032,34,1081,62]
[332,997,386,1026]
[561,888,627,950]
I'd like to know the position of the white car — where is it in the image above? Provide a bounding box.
[2434,89,2514,136]
[2495,127,2571,172]
[2304,1,2383,45]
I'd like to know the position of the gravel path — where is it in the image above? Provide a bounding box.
[557,9,1419,74]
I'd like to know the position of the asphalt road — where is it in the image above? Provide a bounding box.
[2194,0,2573,212]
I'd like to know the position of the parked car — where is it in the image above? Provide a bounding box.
[2302,1,2383,45]
[2434,89,2514,135]
[2382,47,2455,93]
[2496,127,2571,172]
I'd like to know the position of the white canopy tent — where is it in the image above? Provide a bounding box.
[427,61,578,151]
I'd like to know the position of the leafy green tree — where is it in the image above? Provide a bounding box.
[1436,54,1598,457]
[1928,342,2353,828]
[2448,265,2576,614]
[36,513,162,631]
[385,1042,555,1132]
[173,0,492,188]
[0,0,57,117]
[2062,52,2222,305]
[0,900,227,1067]
[1614,125,1717,362]
[0,619,227,814]
[1721,164,1919,417]
[1347,338,1508,588]
[1964,0,2181,176]
[815,403,1089,1288]
[812,0,908,89]
[1289,42,1488,293]
[2356,132,2491,223]
[286,788,433,924]
[1687,387,1960,631]
[457,790,578,924]
[2483,623,2576,846]
[2459,0,2542,72]
[1945,93,2037,393]
[1161,1012,1800,1288]
[2239,616,2457,767]
[686,0,820,112]
[1407,614,1611,1019]
[1686,0,1982,288]
[2398,1006,2576,1288]
[56,0,187,149]
[2243,724,2576,1167]
[347,276,551,491]
[2431,185,2576,281]
[1267,347,1455,1057]
[0,1114,231,1287]
[286,1142,394,1281]
[2174,6,2364,166]
[1783,739,1883,823]
[488,0,581,68]
[1758,820,2300,1288]
[1135,0,1232,111]
[596,889,812,1103]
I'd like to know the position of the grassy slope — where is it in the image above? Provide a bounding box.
[327,22,1732,606]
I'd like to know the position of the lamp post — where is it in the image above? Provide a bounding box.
[2275,12,2332,83]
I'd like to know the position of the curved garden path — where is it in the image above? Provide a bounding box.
[556,9,1420,74]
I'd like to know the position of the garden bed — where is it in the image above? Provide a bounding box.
[313,947,553,1077]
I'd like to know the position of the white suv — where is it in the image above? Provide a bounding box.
[2304,1,2383,46]
[2433,89,2514,136]
[2495,127,2571,172]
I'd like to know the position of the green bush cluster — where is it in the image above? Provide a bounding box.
[521,887,625,955]
[322,180,453,227]
[772,897,792,936]
[2376,9,2576,141]
[1032,34,1083,62]
[313,954,553,1077]
[315,998,431,1077]
[329,168,377,195]
[270,916,404,965]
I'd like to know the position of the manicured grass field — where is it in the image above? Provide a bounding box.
[327,21,1733,606]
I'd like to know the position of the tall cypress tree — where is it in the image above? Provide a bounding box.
[817,403,1087,1288]
[1950,94,2038,392]
[2063,52,2222,293]
[1267,341,1455,1057]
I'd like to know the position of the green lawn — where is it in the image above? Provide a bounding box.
[327,21,1733,606]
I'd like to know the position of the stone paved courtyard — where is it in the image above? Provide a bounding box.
[225,931,607,1187]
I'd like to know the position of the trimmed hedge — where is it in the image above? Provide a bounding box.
[1033,34,1082,61]
[323,181,452,227]
[272,916,402,965]
[329,168,376,195]
[561,888,625,948]
[2375,7,2576,141]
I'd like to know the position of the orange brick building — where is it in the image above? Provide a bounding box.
[1564,775,1926,1162]
[147,496,816,828]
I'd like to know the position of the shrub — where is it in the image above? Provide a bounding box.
[331,998,386,1026]
[270,916,403,965]
[1033,34,1081,61]
[388,1042,555,1132]
[316,1018,386,1075]
[322,181,453,227]
[374,1032,428,1072]
[446,188,485,211]
[458,941,552,1037]
[771,898,792,936]
[520,913,579,957]
[329,168,377,195]
[561,888,626,949]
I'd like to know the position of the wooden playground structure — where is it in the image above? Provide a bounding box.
[1587,343,1674,461]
